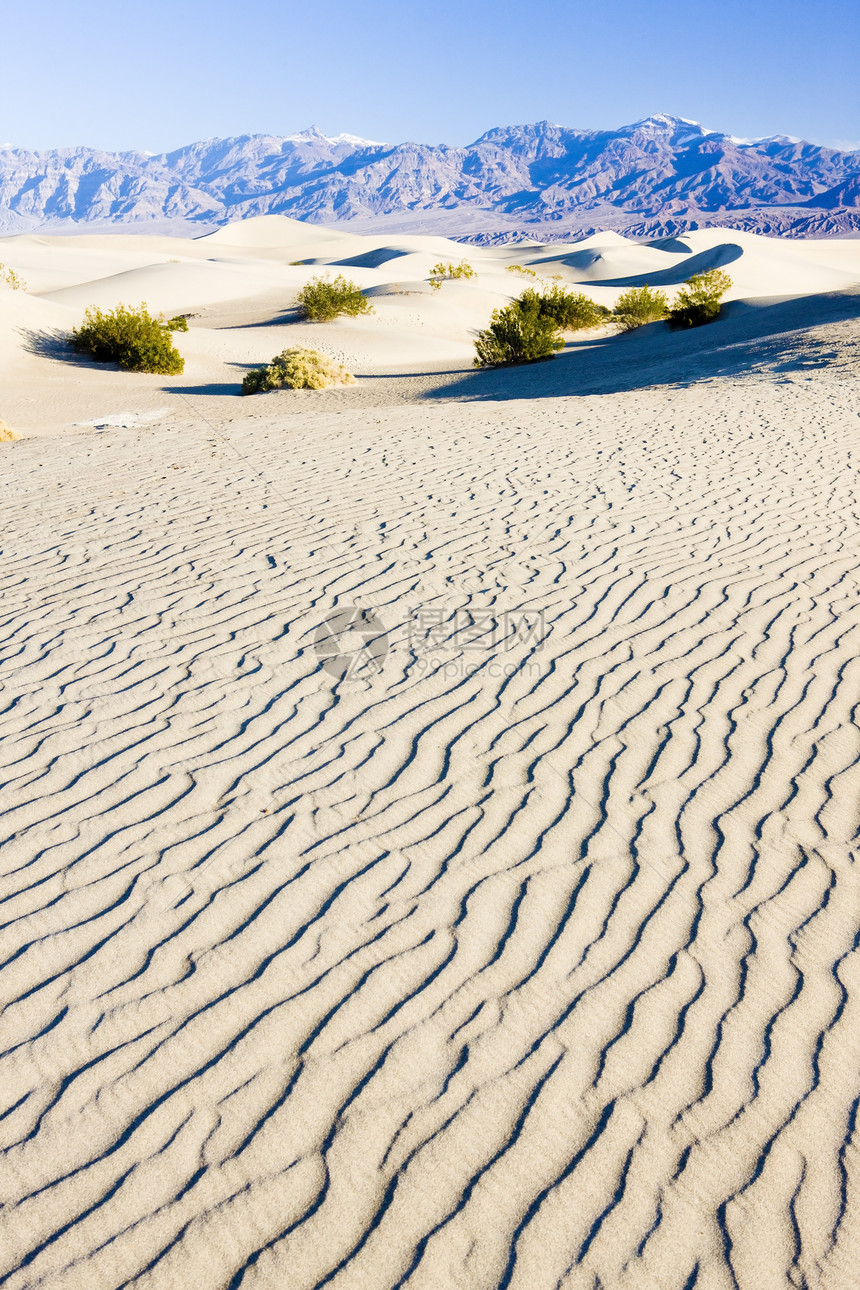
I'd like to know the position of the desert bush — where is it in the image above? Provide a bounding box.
[525,285,611,331]
[429,260,476,289]
[0,418,18,442]
[242,347,355,394]
[668,269,732,328]
[505,264,537,278]
[474,294,564,368]
[0,263,26,291]
[296,274,372,321]
[167,315,189,332]
[612,284,670,331]
[69,303,185,374]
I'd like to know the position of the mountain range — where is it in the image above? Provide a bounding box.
[1,114,859,242]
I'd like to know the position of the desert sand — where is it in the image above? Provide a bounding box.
[2,215,860,432]
[1,217,860,1290]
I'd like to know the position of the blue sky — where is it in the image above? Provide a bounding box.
[4,0,858,152]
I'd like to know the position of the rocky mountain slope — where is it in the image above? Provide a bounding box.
[1,115,858,240]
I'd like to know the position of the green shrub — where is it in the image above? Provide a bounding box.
[474,294,564,368]
[242,347,355,394]
[69,303,185,374]
[430,260,476,289]
[0,263,26,291]
[0,418,18,442]
[524,285,610,331]
[506,264,537,278]
[167,315,189,332]
[296,274,372,321]
[668,269,732,328]
[613,284,670,331]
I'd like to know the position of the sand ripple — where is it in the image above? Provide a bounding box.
[1,379,859,1289]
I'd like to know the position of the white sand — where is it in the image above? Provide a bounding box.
[2,216,860,435]
[1,217,860,1289]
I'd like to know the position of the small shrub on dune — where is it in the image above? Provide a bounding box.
[668,269,732,329]
[613,285,669,331]
[0,418,19,442]
[506,264,537,278]
[242,347,355,394]
[296,275,372,321]
[0,264,26,291]
[526,285,611,332]
[474,295,563,368]
[69,303,185,374]
[167,315,189,332]
[429,260,476,289]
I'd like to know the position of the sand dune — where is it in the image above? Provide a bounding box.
[2,219,860,437]
[1,217,860,1289]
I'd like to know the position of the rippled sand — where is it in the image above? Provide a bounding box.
[2,342,859,1289]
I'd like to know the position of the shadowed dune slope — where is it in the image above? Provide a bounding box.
[1,363,859,1288]
[424,287,860,400]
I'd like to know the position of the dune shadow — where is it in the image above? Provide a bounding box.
[645,237,694,253]
[17,326,91,363]
[363,283,431,299]
[325,248,412,270]
[171,360,255,397]
[216,307,304,330]
[546,242,744,287]
[591,242,744,287]
[369,368,468,380]
[419,288,860,403]
[171,382,244,397]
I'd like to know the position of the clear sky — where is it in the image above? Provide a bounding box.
[3,0,858,153]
